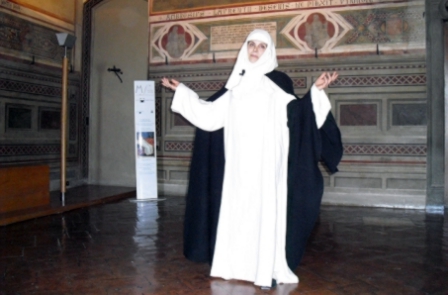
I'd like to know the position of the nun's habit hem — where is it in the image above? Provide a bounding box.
[183,69,343,272]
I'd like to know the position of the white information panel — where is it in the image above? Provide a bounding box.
[134,81,158,199]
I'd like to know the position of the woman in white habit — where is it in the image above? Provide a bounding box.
[162,29,338,288]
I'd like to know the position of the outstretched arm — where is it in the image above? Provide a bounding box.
[161,77,229,132]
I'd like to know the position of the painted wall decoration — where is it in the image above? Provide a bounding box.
[281,11,351,53]
[0,0,80,189]
[150,0,428,206]
[0,0,75,66]
[0,68,80,164]
[150,0,289,14]
[0,11,67,64]
[152,23,206,61]
[149,0,425,65]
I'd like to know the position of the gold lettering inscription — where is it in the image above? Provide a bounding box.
[210,22,277,51]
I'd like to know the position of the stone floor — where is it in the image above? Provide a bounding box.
[0,193,447,295]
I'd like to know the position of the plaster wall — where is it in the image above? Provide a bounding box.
[88,0,147,186]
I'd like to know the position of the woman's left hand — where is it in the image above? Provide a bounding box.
[315,72,338,90]
[161,77,180,91]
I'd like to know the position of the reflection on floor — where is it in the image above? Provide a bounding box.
[0,185,135,226]
[0,191,447,295]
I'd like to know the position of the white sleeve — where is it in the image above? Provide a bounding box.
[310,84,332,129]
[171,83,228,131]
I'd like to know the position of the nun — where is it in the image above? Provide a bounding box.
[161,29,342,288]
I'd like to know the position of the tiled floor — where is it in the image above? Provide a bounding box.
[0,192,447,295]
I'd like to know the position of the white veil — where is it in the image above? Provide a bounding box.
[225,29,278,93]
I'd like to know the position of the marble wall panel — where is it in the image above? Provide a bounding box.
[170,170,189,181]
[387,178,426,189]
[391,102,426,126]
[39,107,60,130]
[335,176,382,188]
[6,104,32,129]
[340,104,377,126]
[157,170,166,180]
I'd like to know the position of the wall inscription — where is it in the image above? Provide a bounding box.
[210,22,277,51]
[157,0,379,22]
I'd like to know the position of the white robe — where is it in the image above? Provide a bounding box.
[171,78,330,287]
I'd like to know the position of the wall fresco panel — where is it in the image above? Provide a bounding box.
[149,1,425,65]
[150,0,427,207]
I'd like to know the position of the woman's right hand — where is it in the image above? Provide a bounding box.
[161,77,180,91]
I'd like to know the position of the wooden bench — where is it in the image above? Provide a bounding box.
[0,165,50,213]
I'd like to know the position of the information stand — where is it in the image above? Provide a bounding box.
[134,81,158,200]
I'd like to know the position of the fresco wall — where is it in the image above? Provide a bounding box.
[149,0,428,208]
[0,0,83,190]
[149,0,424,64]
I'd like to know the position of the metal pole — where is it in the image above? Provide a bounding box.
[60,53,68,205]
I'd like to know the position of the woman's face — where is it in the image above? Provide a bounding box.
[247,40,267,63]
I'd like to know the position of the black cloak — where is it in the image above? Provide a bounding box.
[182,70,343,271]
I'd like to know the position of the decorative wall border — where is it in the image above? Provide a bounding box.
[183,80,226,91]
[150,0,410,22]
[331,74,426,87]
[161,78,307,92]
[153,73,423,93]
[69,103,77,140]
[0,144,60,156]
[165,140,427,156]
[165,141,194,152]
[0,69,62,84]
[344,144,426,155]
[150,63,426,80]
[156,97,162,137]
[283,63,426,73]
[0,78,61,97]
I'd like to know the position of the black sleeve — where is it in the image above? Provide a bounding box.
[267,70,343,172]
[319,112,343,173]
[266,70,295,95]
